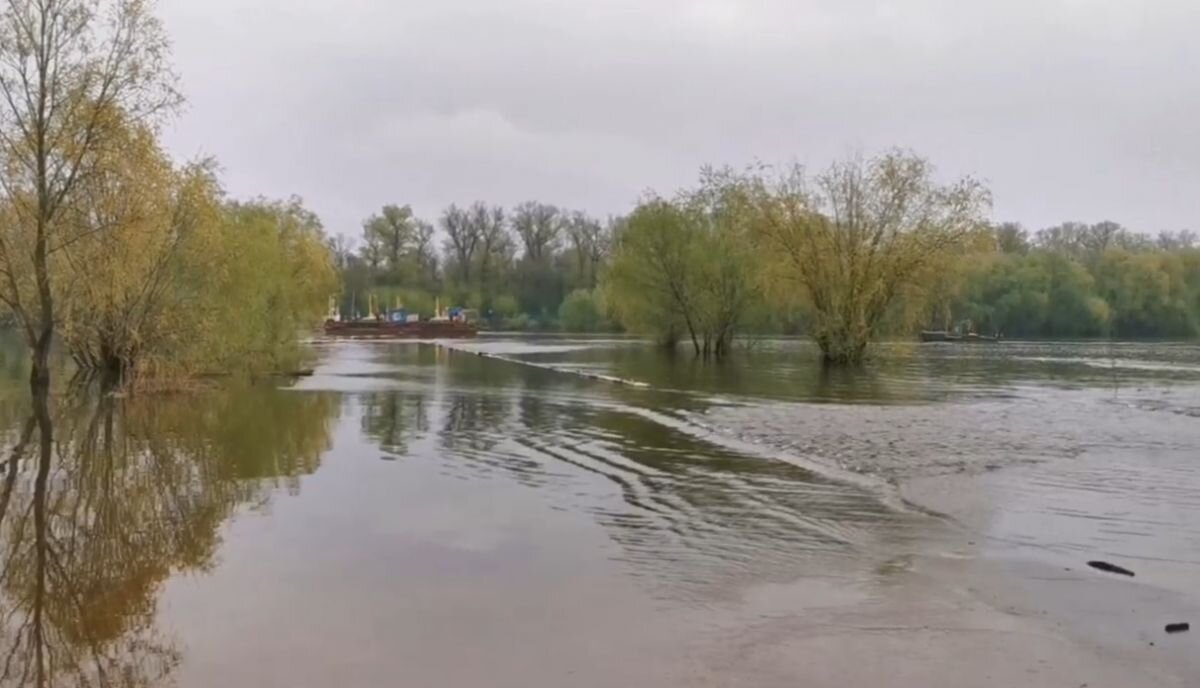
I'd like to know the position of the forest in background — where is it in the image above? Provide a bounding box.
[336,190,1200,344]
[333,201,617,333]
[945,223,1200,339]
[0,0,1193,382]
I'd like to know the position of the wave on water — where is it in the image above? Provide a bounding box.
[409,385,930,601]
[446,340,611,357]
[437,342,651,388]
[1012,355,1200,375]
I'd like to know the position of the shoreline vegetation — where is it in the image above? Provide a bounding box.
[345,155,1199,364]
[0,2,1194,390]
[0,0,336,392]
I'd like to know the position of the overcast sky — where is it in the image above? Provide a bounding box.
[158,0,1199,238]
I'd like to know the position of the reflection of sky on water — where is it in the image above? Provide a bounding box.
[0,336,1196,686]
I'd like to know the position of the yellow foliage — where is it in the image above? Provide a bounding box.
[53,118,337,381]
[749,151,991,363]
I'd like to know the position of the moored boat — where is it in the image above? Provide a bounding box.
[920,330,959,342]
[920,330,1001,343]
[323,319,477,339]
[323,295,477,339]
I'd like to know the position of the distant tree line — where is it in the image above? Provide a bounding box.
[943,223,1200,339]
[344,151,1199,363]
[334,201,618,332]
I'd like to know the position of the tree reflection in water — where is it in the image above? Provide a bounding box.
[0,383,338,687]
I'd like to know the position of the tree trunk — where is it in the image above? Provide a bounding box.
[30,378,52,685]
[30,326,52,391]
[819,335,868,366]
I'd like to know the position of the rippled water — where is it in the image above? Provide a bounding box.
[0,336,1196,686]
[464,337,1200,588]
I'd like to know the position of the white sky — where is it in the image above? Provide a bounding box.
[158,0,1200,237]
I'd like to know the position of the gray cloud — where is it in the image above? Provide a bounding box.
[159,0,1200,236]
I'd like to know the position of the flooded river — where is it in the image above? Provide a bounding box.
[0,338,1196,686]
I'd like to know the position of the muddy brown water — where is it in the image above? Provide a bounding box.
[0,337,1196,686]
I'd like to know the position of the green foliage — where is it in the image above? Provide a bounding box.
[341,166,1199,354]
[953,240,1200,339]
[361,204,416,274]
[605,199,697,347]
[604,176,762,357]
[558,289,610,332]
[504,313,533,331]
[173,197,337,375]
[751,151,992,363]
[345,199,616,332]
[492,294,520,319]
[48,118,337,381]
[1095,250,1195,337]
[0,0,182,386]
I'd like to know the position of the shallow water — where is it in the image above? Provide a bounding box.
[0,337,1196,686]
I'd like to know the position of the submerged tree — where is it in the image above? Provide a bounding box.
[605,199,696,349]
[606,171,759,357]
[52,139,334,384]
[750,151,991,364]
[205,198,337,374]
[0,0,179,389]
[683,169,761,356]
[56,118,219,377]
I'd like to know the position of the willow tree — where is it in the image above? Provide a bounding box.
[605,199,695,349]
[682,169,761,356]
[605,174,759,357]
[0,0,178,389]
[205,198,337,374]
[58,151,335,382]
[751,151,990,364]
[57,118,219,378]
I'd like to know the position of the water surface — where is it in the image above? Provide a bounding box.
[0,337,1196,686]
